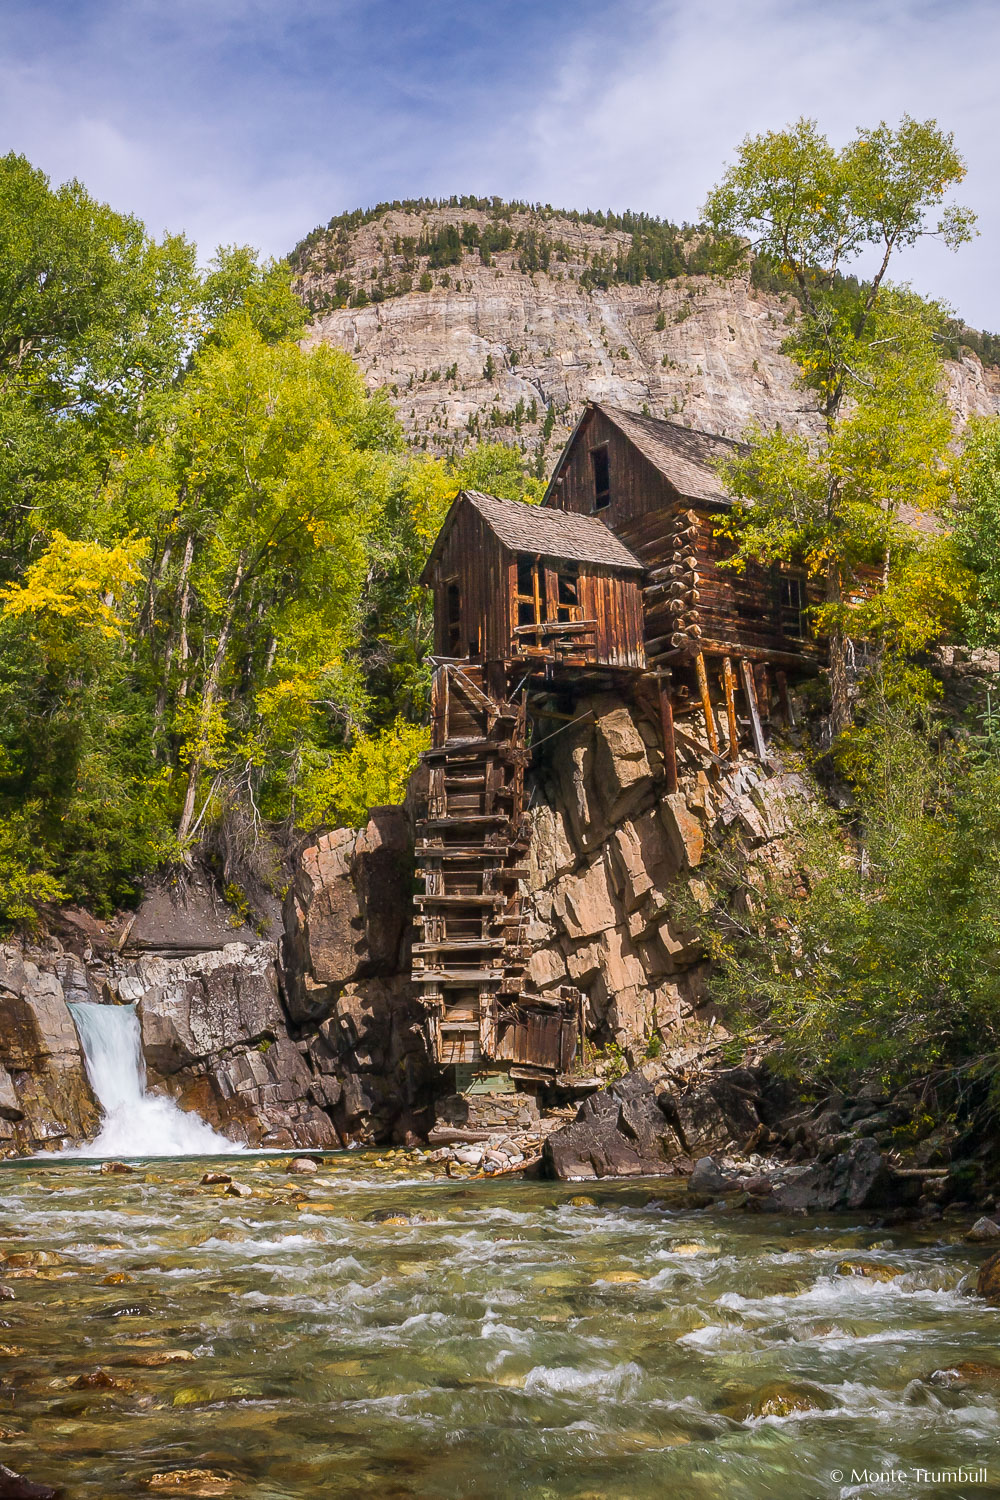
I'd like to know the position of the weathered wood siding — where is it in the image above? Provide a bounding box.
[547,408,818,663]
[431,500,512,664]
[548,406,678,531]
[428,493,645,671]
[577,567,646,669]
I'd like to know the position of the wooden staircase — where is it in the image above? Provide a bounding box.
[412,662,579,1079]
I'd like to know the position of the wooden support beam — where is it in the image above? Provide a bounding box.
[694,651,720,757]
[775,669,796,727]
[738,657,768,760]
[657,670,679,794]
[721,656,740,763]
[754,662,771,720]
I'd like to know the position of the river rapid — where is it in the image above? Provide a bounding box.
[0,1154,997,1500]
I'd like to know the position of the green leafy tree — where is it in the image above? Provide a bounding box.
[955,417,1000,645]
[704,117,975,731]
[123,320,401,845]
[700,692,1000,1094]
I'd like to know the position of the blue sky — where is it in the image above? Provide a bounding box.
[3,0,999,327]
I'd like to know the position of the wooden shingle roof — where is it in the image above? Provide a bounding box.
[545,403,746,508]
[421,489,644,581]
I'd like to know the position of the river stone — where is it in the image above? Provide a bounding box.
[148,1468,235,1495]
[688,1156,730,1195]
[285,1157,318,1174]
[929,1360,1000,1387]
[976,1249,1000,1304]
[744,1380,835,1418]
[965,1216,1000,1242]
[0,1465,58,1500]
[835,1259,905,1282]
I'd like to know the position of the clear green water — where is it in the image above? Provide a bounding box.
[1,1154,998,1499]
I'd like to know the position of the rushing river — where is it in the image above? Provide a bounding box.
[0,1154,997,1499]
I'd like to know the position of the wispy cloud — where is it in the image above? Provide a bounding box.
[0,0,996,324]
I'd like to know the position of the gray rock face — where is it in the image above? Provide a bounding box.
[282,806,411,1025]
[764,1138,897,1214]
[542,1062,764,1180]
[0,944,100,1154]
[297,204,1000,464]
[129,944,337,1149]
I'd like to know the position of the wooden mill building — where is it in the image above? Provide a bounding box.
[413,403,820,1090]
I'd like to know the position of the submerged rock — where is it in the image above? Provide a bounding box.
[976,1249,1000,1304]
[744,1380,835,1419]
[0,1468,58,1500]
[72,1369,127,1390]
[835,1260,905,1283]
[147,1471,234,1496]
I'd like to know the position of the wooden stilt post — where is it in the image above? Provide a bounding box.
[694,651,720,757]
[657,669,679,794]
[754,662,771,720]
[722,656,739,763]
[739,658,768,761]
[775,669,796,727]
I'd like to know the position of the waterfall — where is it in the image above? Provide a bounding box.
[67,1002,243,1158]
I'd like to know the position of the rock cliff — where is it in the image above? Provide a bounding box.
[521,692,803,1056]
[296,204,1000,464]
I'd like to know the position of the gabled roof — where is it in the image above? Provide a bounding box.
[420,489,644,583]
[544,403,745,508]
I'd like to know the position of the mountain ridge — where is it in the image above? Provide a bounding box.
[293,201,1000,470]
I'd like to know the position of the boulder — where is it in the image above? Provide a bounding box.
[660,793,705,870]
[0,945,100,1154]
[122,875,269,954]
[282,807,411,1024]
[976,1250,1000,1305]
[543,1063,764,1180]
[689,1155,731,1195]
[965,1217,1000,1243]
[766,1138,900,1214]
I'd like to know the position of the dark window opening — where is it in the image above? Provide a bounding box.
[556,565,580,621]
[516,557,535,595]
[445,580,461,654]
[590,446,611,510]
[778,575,806,638]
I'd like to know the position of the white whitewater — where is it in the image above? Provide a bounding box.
[67,1002,242,1158]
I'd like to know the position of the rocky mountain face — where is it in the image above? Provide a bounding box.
[296,204,1000,464]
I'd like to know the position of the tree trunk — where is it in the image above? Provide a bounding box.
[153,534,195,745]
[826,558,851,738]
[176,555,244,846]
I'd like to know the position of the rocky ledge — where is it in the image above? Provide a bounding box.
[541,1057,1000,1223]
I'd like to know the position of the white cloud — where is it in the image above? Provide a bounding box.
[509,0,1000,325]
[0,0,996,324]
